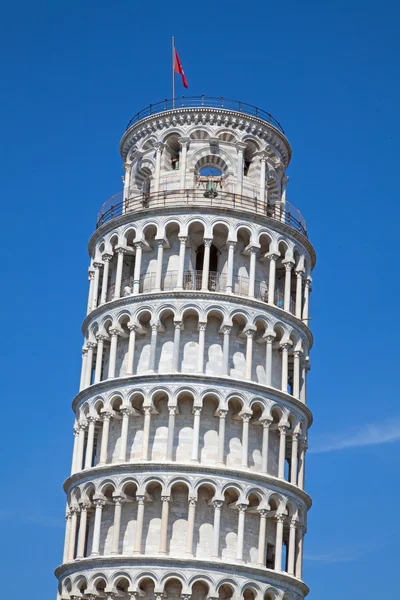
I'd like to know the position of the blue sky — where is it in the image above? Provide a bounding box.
[1,1,399,597]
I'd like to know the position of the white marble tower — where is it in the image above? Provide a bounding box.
[56,97,315,600]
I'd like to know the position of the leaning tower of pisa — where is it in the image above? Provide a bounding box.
[56,97,315,600]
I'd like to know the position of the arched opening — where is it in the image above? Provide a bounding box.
[195,243,218,272]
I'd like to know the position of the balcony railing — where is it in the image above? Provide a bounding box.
[103,270,295,314]
[125,96,284,133]
[96,188,307,238]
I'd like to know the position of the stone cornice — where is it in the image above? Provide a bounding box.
[54,554,309,596]
[71,372,313,427]
[63,460,312,509]
[89,205,316,268]
[81,290,314,348]
[119,107,292,166]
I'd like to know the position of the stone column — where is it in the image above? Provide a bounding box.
[79,347,88,391]
[148,323,158,373]
[114,249,126,300]
[133,242,144,294]
[166,407,177,461]
[179,138,189,189]
[191,408,202,462]
[98,412,112,465]
[100,254,112,304]
[87,269,95,314]
[85,342,96,387]
[235,142,246,195]
[123,161,131,201]
[303,277,312,323]
[274,513,285,571]
[119,407,132,462]
[70,427,79,475]
[201,238,213,291]
[92,262,102,309]
[295,270,304,318]
[76,424,86,472]
[298,439,308,490]
[257,509,268,566]
[217,410,227,465]
[280,342,291,392]
[154,239,164,291]
[94,335,107,384]
[225,241,236,293]
[84,416,97,469]
[261,419,272,473]
[241,413,251,468]
[267,253,279,305]
[288,519,298,575]
[290,433,299,485]
[172,321,182,372]
[293,350,301,399]
[91,499,105,556]
[245,329,254,380]
[197,322,206,373]
[125,324,136,376]
[111,496,124,555]
[134,495,146,554]
[154,143,164,192]
[265,334,275,387]
[176,236,187,290]
[295,525,305,579]
[222,325,231,376]
[248,247,257,298]
[63,510,72,562]
[185,497,197,555]
[283,261,294,312]
[67,508,78,561]
[107,328,119,379]
[76,503,89,559]
[141,407,152,460]
[159,496,170,554]
[236,504,247,561]
[278,425,288,479]
[300,357,310,404]
[211,500,223,558]
[259,153,267,205]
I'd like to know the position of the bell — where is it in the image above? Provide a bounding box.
[204,180,218,198]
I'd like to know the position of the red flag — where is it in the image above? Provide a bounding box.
[174,49,188,89]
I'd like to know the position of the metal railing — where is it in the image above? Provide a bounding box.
[101,270,295,314]
[96,188,307,237]
[125,96,284,133]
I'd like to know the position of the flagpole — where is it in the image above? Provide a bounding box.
[172,36,175,108]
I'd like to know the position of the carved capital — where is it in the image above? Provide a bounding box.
[94,498,106,509]
[87,341,97,349]
[93,261,103,269]
[221,325,232,335]
[237,503,248,513]
[241,413,251,423]
[198,322,207,332]
[136,494,146,504]
[109,327,120,338]
[178,235,188,244]
[213,500,223,510]
[116,247,126,256]
[188,497,197,507]
[278,424,288,435]
[161,495,171,503]
[276,512,286,524]
[102,253,112,262]
[113,496,125,506]
[101,411,113,422]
